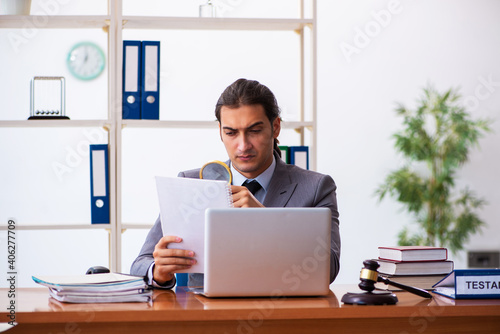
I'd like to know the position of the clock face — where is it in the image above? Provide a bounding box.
[67,42,105,80]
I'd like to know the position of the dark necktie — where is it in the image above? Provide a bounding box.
[243,180,262,195]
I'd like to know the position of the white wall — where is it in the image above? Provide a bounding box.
[1,0,499,287]
[317,0,500,284]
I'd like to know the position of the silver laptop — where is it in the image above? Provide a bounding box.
[201,207,331,297]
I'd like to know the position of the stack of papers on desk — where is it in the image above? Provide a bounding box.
[32,273,152,303]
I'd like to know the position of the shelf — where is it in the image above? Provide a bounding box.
[0,224,111,231]
[281,121,314,129]
[0,15,311,31]
[122,16,313,31]
[0,119,316,131]
[0,15,110,29]
[122,120,219,129]
[121,120,312,129]
[0,15,312,31]
[121,223,154,230]
[0,120,111,128]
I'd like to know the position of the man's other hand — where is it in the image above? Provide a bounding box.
[231,185,265,208]
[152,236,196,285]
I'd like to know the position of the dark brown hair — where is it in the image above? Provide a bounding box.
[215,78,281,157]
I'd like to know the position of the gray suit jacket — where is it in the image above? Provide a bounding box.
[130,153,341,287]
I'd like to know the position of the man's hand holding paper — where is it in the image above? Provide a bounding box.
[152,236,196,285]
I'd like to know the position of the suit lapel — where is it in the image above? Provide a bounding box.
[263,155,297,207]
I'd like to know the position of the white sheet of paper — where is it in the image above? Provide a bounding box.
[155,176,233,273]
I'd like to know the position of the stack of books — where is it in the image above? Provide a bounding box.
[32,273,152,303]
[375,246,454,291]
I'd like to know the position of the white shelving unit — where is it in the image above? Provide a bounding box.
[0,15,110,29]
[0,0,317,273]
[0,120,111,128]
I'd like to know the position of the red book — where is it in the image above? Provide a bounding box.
[378,246,448,262]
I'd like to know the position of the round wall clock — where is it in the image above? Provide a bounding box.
[67,42,105,80]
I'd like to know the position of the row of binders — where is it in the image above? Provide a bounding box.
[122,40,160,120]
[279,145,309,170]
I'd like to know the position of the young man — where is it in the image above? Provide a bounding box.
[131,79,340,288]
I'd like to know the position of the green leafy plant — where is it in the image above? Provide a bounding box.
[376,85,492,253]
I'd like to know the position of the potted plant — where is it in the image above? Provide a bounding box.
[376,85,491,253]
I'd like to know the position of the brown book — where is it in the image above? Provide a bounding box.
[378,246,448,262]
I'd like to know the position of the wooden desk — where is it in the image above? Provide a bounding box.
[2,285,500,334]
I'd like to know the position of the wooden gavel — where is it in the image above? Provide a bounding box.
[358,259,432,298]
